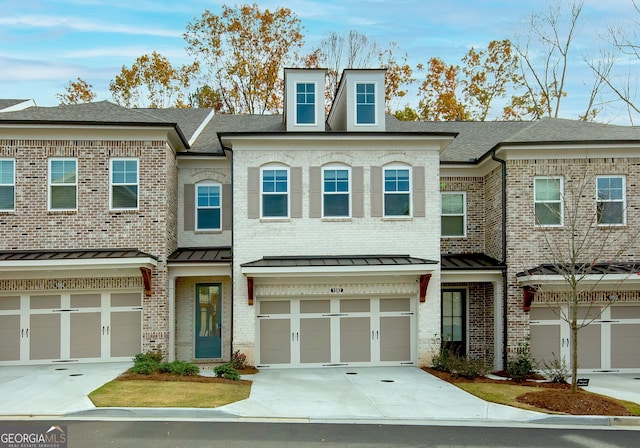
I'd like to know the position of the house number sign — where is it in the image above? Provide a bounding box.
[330,287,344,293]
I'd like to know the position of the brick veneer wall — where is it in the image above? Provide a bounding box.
[0,138,178,356]
[504,157,640,357]
[440,176,485,254]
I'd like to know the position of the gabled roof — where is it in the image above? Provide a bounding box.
[0,99,34,112]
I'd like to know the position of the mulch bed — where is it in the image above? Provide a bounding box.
[422,367,632,416]
[116,369,253,386]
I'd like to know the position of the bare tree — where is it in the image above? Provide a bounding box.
[521,170,638,392]
[587,1,640,124]
[512,1,605,120]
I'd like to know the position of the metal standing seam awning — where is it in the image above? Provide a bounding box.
[167,247,232,277]
[240,255,439,305]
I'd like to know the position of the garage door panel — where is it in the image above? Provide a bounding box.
[260,318,291,364]
[70,312,101,359]
[300,318,330,364]
[0,315,20,361]
[110,311,141,358]
[380,316,410,362]
[611,306,640,319]
[30,314,61,360]
[611,324,640,369]
[576,325,601,369]
[530,324,560,365]
[340,317,371,363]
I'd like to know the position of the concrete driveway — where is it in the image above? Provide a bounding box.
[218,367,542,421]
[0,362,131,416]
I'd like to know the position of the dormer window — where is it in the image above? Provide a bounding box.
[296,82,316,125]
[356,82,376,124]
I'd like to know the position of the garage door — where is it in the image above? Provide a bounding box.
[0,291,142,366]
[530,304,640,372]
[257,297,415,367]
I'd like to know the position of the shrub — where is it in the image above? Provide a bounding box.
[213,362,241,381]
[506,341,536,382]
[131,351,163,375]
[540,353,569,383]
[231,350,247,370]
[431,347,488,379]
[159,360,200,376]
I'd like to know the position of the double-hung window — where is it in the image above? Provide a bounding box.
[323,167,350,217]
[534,177,563,226]
[196,182,222,230]
[441,192,466,237]
[49,158,77,210]
[384,166,411,217]
[111,158,138,209]
[597,176,625,225]
[296,82,315,125]
[0,159,15,211]
[356,82,376,124]
[261,167,289,218]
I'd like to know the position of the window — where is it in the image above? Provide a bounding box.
[111,159,138,209]
[49,158,77,210]
[384,167,411,216]
[196,182,221,230]
[597,176,625,225]
[296,82,315,125]
[441,192,466,237]
[356,82,375,124]
[261,167,288,218]
[0,159,14,211]
[534,177,563,226]
[323,167,350,217]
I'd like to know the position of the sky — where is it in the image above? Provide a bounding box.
[0,0,638,122]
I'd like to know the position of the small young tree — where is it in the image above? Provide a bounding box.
[522,170,638,393]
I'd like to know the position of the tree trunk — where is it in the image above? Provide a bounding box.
[571,304,579,393]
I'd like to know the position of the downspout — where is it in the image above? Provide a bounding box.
[491,149,508,370]
[222,143,234,362]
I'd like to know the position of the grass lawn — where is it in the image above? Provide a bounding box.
[89,380,251,408]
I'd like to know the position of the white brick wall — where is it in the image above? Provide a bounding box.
[231,139,442,365]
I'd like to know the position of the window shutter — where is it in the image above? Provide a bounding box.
[352,166,364,218]
[309,167,321,218]
[413,166,425,217]
[222,183,232,230]
[370,166,382,217]
[184,184,195,231]
[247,167,259,219]
[290,167,302,218]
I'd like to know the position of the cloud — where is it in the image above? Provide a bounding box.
[0,15,182,38]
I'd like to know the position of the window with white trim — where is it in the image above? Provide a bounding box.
[0,159,15,211]
[597,175,625,225]
[196,182,222,230]
[111,158,138,209]
[261,166,289,218]
[296,82,316,125]
[384,166,411,217]
[534,176,563,226]
[323,166,350,217]
[356,82,376,124]
[441,192,466,237]
[49,158,77,210]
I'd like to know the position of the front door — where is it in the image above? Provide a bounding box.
[195,284,222,359]
[441,290,466,355]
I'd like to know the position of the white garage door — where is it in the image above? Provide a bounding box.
[530,304,640,373]
[257,297,415,368]
[0,291,142,366]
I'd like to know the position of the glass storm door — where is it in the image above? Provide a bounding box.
[195,284,222,358]
[441,290,466,355]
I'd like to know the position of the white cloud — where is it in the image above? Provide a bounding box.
[0,15,182,38]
